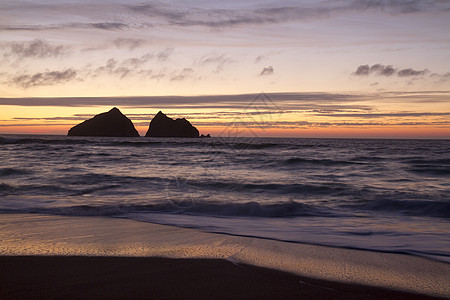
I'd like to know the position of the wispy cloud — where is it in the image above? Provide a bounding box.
[347,0,446,14]
[91,54,156,79]
[185,120,450,129]
[317,112,450,118]
[398,68,429,77]
[8,69,77,88]
[156,48,174,62]
[0,22,129,32]
[111,38,146,50]
[82,38,148,52]
[255,56,266,63]
[195,54,234,73]
[170,68,195,81]
[1,39,70,59]
[3,119,448,129]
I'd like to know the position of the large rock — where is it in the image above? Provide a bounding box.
[145,111,199,138]
[68,107,140,137]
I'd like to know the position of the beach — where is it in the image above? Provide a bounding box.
[1,214,449,299]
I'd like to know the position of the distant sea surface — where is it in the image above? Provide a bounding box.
[1,135,449,262]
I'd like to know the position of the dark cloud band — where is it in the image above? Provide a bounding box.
[2,1,449,32]
[0,91,448,108]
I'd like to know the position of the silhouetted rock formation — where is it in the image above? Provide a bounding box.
[145,111,199,138]
[68,107,140,137]
[200,134,211,138]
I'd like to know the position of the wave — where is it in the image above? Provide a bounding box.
[403,158,450,176]
[226,142,286,150]
[74,152,113,157]
[355,198,450,219]
[404,158,450,165]
[1,171,353,197]
[283,157,363,166]
[0,136,295,151]
[168,200,334,217]
[0,200,335,218]
[5,196,449,219]
[0,183,14,192]
[407,166,450,176]
[166,177,354,197]
[0,136,91,146]
[0,168,31,177]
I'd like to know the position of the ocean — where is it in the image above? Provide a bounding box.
[1,135,449,262]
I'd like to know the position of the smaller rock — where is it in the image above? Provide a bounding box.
[145,111,199,138]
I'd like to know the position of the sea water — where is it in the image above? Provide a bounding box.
[1,135,449,262]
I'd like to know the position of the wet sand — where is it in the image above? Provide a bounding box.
[1,214,449,299]
[0,256,443,300]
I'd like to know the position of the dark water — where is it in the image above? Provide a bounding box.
[1,135,449,262]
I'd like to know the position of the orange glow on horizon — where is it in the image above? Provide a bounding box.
[1,124,448,139]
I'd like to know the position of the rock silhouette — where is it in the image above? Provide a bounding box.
[68,107,140,137]
[145,111,199,138]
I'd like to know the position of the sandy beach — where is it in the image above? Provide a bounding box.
[1,214,449,299]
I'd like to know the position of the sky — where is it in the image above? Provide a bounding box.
[0,0,449,138]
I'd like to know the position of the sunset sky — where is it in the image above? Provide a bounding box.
[0,0,449,138]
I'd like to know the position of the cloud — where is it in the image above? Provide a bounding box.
[0,92,353,107]
[370,64,395,76]
[2,1,449,33]
[87,50,176,79]
[91,53,158,79]
[260,66,274,76]
[430,72,450,84]
[82,38,148,52]
[184,119,450,129]
[111,38,146,50]
[122,54,154,68]
[8,69,77,88]
[255,56,266,63]
[195,54,234,73]
[0,0,450,35]
[348,0,444,14]
[124,1,450,29]
[4,119,448,129]
[354,65,370,75]
[12,116,87,121]
[398,68,429,77]
[0,91,448,111]
[2,39,70,59]
[170,68,195,81]
[0,91,415,109]
[93,59,133,79]
[317,112,450,118]
[0,123,71,128]
[353,64,429,77]
[354,64,395,76]
[0,22,129,31]
[156,48,174,62]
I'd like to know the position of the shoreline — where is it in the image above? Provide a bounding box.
[1,213,449,298]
